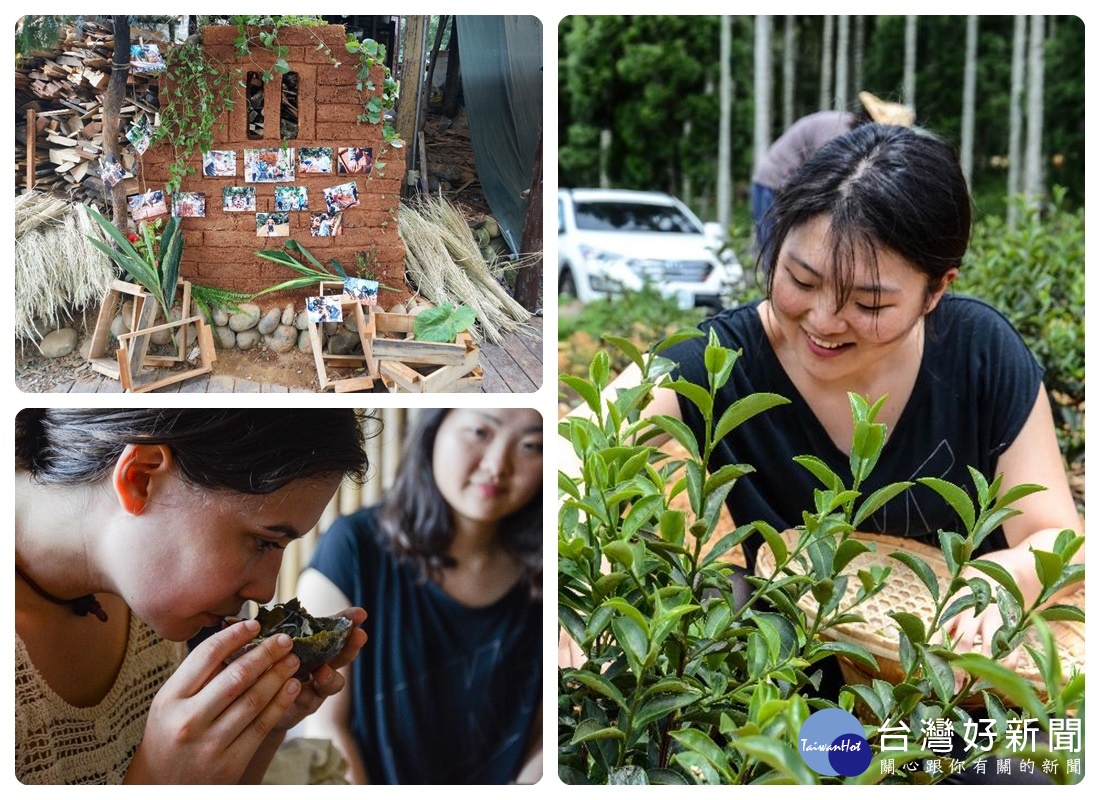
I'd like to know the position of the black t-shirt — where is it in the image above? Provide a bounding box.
[308,506,541,784]
[665,296,1044,569]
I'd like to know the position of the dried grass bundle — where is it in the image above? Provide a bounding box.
[15,193,115,342]
[399,193,533,345]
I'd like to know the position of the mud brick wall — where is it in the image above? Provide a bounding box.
[138,24,407,304]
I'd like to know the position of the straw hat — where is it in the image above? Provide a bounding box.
[859,91,915,127]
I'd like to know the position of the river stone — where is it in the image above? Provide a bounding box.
[295,310,310,330]
[236,329,261,351]
[150,327,173,346]
[258,307,282,336]
[328,330,362,355]
[266,324,298,353]
[281,303,296,326]
[214,326,237,349]
[212,306,230,327]
[322,321,340,336]
[229,303,261,332]
[110,315,130,337]
[41,328,79,358]
[297,330,313,353]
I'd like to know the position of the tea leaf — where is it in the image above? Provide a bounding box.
[570,718,627,745]
[734,735,817,785]
[562,669,628,711]
[889,551,941,603]
[668,728,734,783]
[713,393,790,442]
[667,378,713,420]
[917,477,976,533]
[852,481,912,527]
[793,455,844,492]
[560,375,602,416]
[950,653,1045,718]
[602,334,645,372]
[967,559,1025,609]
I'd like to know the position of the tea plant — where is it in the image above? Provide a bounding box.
[558,332,1084,784]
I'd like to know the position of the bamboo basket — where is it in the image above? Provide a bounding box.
[754,530,1085,701]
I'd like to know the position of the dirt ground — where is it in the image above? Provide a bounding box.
[14,314,321,393]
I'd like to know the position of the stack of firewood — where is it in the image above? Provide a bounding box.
[15,19,164,203]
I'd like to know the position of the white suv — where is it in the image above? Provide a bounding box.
[558,188,742,309]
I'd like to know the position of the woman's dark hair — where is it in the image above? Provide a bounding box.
[762,124,972,311]
[378,409,542,598]
[16,408,372,493]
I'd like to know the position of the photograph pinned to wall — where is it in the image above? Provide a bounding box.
[256,211,290,238]
[275,185,309,212]
[126,114,154,154]
[128,189,168,221]
[306,295,343,324]
[129,43,166,74]
[344,277,379,306]
[223,186,256,212]
[310,211,343,237]
[322,181,359,213]
[203,149,237,177]
[244,147,296,183]
[337,146,372,174]
[298,147,334,174]
[99,154,126,188]
[172,192,206,218]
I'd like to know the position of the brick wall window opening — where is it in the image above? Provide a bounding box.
[246,72,265,139]
[280,72,299,139]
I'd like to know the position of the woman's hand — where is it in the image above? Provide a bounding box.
[268,606,368,735]
[125,619,304,784]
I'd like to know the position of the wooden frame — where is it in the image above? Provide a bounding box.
[87,279,158,380]
[306,284,375,392]
[116,316,216,393]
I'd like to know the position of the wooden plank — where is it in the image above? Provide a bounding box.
[379,360,424,393]
[369,338,468,365]
[334,377,375,393]
[422,348,481,392]
[499,331,542,389]
[129,364,213,394]
[262,384,290,393]
[70,374,105,393]
[477,358,508,393]
[358,305,378,377]
[26,109,35,191]
[208,375,236,393]
[176,375,210,393]
[88,356,121,380]
[478,340,536,393]
[307,317,331,389]
[373,312,416,335]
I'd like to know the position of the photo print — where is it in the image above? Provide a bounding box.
[128,189,168,221]
[126,114,153,155]
[306,295,343,324]
[172,192,206,218]
[275,185,309,212]
[310,211,343,237]
[203,150,237,177]
[344,277,379,306]
[244,148,295,183]
[223,186,256,212]
[99,154,126,188]
[298,147,334,174]
[256,211,290,238]
[129,43,166,74]
[322,181,359,213]
[337,146,372,174]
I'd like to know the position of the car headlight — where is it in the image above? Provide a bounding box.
[578,244,623,265]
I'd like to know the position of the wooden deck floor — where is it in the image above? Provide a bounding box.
[49,315,544,394]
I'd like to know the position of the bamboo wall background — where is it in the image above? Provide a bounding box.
[274,407,419,603]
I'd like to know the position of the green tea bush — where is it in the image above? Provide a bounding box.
[958,188,1084,464]
[558,333,1084,785]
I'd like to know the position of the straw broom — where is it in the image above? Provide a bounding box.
[399,194,534,345]
[15,192,115,343]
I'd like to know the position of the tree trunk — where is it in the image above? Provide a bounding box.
[903,15,918,114]
[1024,14,1045,207]
[834,14,849,111]
[960,16,978,186]
[754,14,773,175]
[516,125,542,312]
[718,14,732,232]
[819,15,834,110]
[103,15,131,229]
[441,23,462,119]
[396,15,428,178]
[1007,14,1027,226]
[782,15,796,130]
[853,15,864,101]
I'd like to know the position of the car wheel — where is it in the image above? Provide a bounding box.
[559,268,578,298]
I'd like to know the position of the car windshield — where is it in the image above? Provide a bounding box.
[573,200,700,234]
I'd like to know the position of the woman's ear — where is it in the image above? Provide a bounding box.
[112,444,174,516]
[924,268,959,313]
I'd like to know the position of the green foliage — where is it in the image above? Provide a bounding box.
[558,331,1084,784]
[15,15,69,58]
[252,239,397,299]
[957,187,1084,464]
[153,41,239,194]
[413,302,477,343]
[189,284,252,323]
[85,205,183,313]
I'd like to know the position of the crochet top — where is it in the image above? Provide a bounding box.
[15,613,185,785]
